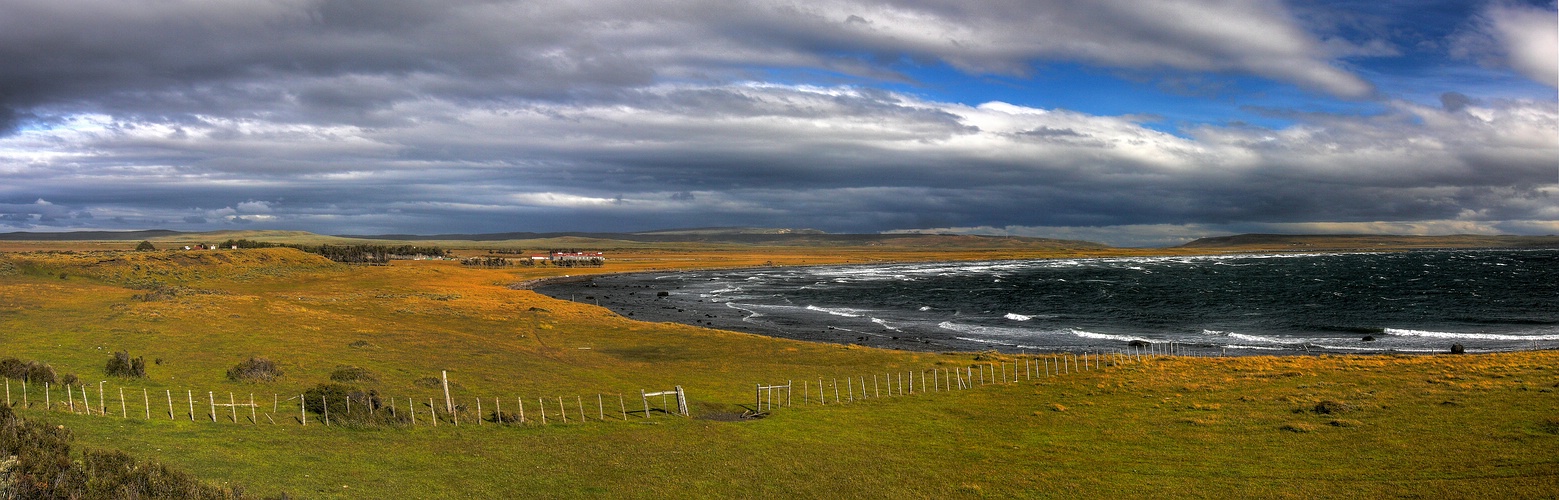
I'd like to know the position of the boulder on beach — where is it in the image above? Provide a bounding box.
[1450,343,1465,354]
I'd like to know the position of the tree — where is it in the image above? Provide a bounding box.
[134,241,155,251]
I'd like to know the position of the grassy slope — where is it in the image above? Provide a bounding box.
[1,248,1556,497]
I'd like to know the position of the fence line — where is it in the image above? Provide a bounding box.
[3,347,1177,429]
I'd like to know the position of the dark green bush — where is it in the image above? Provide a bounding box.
[0,404,249,498]
[302,383,406,426]
[0,357,57,384]
[105,351,147,378]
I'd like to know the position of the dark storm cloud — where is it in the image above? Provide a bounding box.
[0,0,1375,126]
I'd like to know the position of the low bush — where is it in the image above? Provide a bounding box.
[490,410,523,423]
[0,357,57,384]
[226,357,283,383]
[302,383,406,426]
[104,351,147,378]
[0,404,249,498]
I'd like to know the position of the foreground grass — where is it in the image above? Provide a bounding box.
[2,248,1557,497]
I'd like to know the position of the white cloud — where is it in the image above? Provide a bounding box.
[1486,2,1559,88]
[236,200,273,213]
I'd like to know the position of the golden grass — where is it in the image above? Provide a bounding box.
[2,246,1557,498]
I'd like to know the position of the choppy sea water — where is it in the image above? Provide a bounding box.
[576,250,1559,354]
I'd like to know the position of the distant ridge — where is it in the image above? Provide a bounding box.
[1180,233,1559,250]
[0,230,183,241]
[335,229,1107,248]
[0,228,1105,249]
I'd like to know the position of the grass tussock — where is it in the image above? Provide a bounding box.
[328,365,378,384]
[1312,400,1356,415]
[226,357,283,383]
[1281,422,1319,433]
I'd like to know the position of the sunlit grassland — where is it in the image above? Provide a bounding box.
[2,248,1557,498]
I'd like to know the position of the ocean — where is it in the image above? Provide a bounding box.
[539,249,1559,355]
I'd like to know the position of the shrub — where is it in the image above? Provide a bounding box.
[60,373,79,386]
[104,351,147,378]
[226,357,283,383]
[490,410,522,423]
[0,404,248,498]
[302,383,405,426]
[0,357,58,384]
[134,240,156,251]
[329,365,379,383]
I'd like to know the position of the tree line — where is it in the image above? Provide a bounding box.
[222,239,448,264]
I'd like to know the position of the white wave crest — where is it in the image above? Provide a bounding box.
[871,317,902,331]
[806,305,864,318]
[1005,313,1032,321]
[1068,329,1151,342]
[1202,329,1287,344]
[1384,328,1559,341]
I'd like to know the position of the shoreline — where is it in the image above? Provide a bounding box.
[533,269,977,353]
[529,252,1559,356]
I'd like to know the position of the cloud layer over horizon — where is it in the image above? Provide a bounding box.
[1,0,1555,246]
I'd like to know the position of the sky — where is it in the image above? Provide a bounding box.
[0,0,1555,246]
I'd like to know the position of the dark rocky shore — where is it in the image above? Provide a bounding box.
[533,271,989,353]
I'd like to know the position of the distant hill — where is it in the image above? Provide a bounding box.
[0,230,183,241]
[0,228,1108,250]
[1179,234,1559,250]
[336,229,1107,249]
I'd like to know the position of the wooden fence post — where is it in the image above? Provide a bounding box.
[618,394,626,421]
[143,389,149,419]
[441,370,453,414]
[300,394,306,426]
[119,387,126,418]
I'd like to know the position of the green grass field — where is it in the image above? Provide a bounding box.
[3,247,1557,497]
